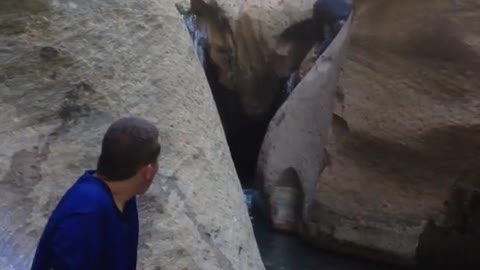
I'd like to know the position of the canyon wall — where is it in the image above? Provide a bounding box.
[186,0,330,183]
[257,13,353,233]
[0,0,264,269]
[259,0,480,267]
[311,0,480,266]
[193,0,319,117]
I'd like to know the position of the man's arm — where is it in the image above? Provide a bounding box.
[50,212,106,270]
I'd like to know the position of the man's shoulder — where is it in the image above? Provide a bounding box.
[54,171,114,216]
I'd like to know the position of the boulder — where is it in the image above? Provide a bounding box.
[0,0,264,269]
[261,0,480,267]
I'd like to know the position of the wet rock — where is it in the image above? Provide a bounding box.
[0,0,264,269]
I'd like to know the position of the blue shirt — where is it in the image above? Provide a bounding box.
[313,0,352,56]
[30,170,139,270]
[313,0,352,25]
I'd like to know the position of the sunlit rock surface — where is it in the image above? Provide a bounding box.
[0,0,264,269]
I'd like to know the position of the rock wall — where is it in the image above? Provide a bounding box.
[256,11,353,233]
[302,0,480,267]
[193,0,319,117]
[0,0,264,269]
[185,0,347,185]
[181,0,326,185]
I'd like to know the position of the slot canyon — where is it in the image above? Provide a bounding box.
[1,0,480,269]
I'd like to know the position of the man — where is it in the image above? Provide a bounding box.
[31,116,161,270]
[312,0,352,57]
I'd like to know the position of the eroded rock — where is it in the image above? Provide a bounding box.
[190,0,352,116]
[256,12,353,234]
[0,0,264,269]
[193,0,316,115]
[184,0,351,185]
[299,0,480,266]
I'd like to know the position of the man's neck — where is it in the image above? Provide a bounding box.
[94,173,134,212]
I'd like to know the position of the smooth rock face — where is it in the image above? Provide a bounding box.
[0,1,264,270]
[304,0,480,266]
[256,14,353,232]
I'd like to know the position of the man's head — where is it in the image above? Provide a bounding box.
[96,117,161,194]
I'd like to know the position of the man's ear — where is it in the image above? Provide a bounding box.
[143,164,156,181]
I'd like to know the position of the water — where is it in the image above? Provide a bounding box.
[283,72,299,97]
[245,190,401,270]
[181,9,207,67]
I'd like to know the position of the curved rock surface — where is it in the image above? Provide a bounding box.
[194,0,319,117]
[256,12,353,232]
[185,0,350,184]
[207,0,352,102]
[0,1,264,269]
[260,0,480,267]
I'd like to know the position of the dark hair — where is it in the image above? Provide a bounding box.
[96,117,161,181]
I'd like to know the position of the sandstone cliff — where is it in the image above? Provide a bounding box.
[0,0,264,269]
[186,0,342,185]
[193,0,319,117]
[259,0,480,267]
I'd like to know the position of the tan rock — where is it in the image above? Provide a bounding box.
[292,0,480,266]
[191,0,318,117]
[0,0,264,269]
[257,12,353,232]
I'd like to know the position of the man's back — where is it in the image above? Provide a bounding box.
[30,170,139,270]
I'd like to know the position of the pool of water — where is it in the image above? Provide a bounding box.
[246,190,403,270]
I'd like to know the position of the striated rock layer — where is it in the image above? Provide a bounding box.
[0,0,264,269]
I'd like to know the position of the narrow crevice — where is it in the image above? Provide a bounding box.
[177,3,280,187]
[172,2,412,270]
[177,1,345,188]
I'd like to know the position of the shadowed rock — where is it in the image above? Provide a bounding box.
[184,0,352,186]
